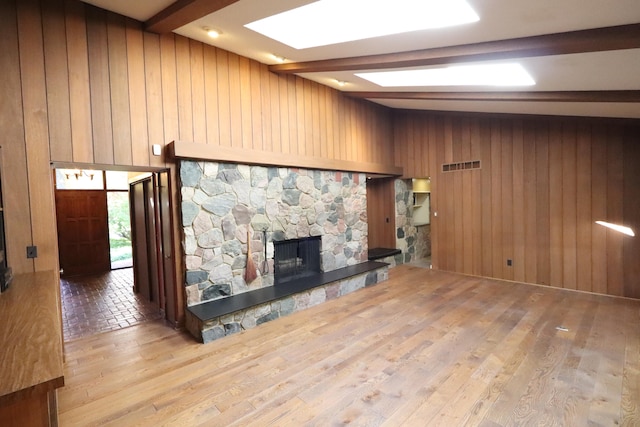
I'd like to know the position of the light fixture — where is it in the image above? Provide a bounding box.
[595,221,635,237]
[245,0,479,49]
[64,169,95,181]
[335,80,347,87]
[271,54,286,63]
[203,27,222,38]
[356,63,536,87]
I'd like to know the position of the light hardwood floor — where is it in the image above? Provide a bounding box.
[58,265,640,426]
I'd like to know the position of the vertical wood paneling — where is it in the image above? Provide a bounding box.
[576,123,592,292]
[215,49,231,146]
[312,83,321,158]
[238,56,252,149]
[394,111,640,299]
[17,0,57,272]
[295,78,306,156]
[318,85,327,159]
[126,18,149,166]
[107,12,132,165]
[268,70,281,154]
[591,124,608,295]
[303,80,313,157]
[175,36,193,143]
[535,123,550,285]
[42,0,72,162]
[623,125,640,298]
[159,33,179,145]
[0,0,33,274]
[561,123,577,289]
[143,32,164,167]
[287,75,298,155]
[490,120,502,277]
[278,69,290,154]
[500,120,514,281]
[86,5,114,165]
[480,121,493,277]
[606,126,624,296]
[258,63,272,151]
[548,122,564,287]
[203,45,219,146]
[511,119,525,282]
[249,60,263,150]
[189,39,206,145]
[65,0,93,163]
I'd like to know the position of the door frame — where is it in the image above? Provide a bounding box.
[52,164,179,325]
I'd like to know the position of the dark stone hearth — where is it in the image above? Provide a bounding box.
[188,261,387,322]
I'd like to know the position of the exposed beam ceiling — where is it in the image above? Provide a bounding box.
[145,0,240,33]
[270,24,640,74]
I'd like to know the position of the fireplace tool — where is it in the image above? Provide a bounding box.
[262,229,268,274]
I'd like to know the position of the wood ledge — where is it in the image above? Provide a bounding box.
[169,141,403,176]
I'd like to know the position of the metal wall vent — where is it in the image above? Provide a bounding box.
[442,160,481,172]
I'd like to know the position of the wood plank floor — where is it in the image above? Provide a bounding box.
[58,265,640,426]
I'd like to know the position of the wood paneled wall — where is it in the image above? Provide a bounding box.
[0,0,394,275]
[394,111,640,298]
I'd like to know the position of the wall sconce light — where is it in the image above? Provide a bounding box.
[595,220,635,237]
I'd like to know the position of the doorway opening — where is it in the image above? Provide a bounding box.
[54,167,176,341]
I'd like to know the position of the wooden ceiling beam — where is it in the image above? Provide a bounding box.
[145,0,240,34]
[270,24,640,74]
[346,91,640,103]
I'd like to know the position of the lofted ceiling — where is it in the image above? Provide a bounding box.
[81,0,640,119]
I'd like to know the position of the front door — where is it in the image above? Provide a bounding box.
[55,190,110,276]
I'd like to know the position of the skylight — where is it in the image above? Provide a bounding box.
[355,63,536,87]
[245,0,479,50]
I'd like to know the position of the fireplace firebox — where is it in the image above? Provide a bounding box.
[273,236,321,284]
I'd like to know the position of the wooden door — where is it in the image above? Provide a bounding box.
[157,171,177,323]
[130,178,155,304]
[366,178,396,249]
[55,190,110,276]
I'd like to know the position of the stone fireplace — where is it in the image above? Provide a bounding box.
[273,236,322,284]
[180,161,368,307]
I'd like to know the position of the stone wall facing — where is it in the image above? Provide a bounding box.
[180,161,368,306]
[394,179,417,265]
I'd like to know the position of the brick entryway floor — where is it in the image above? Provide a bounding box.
[60,268,162,342]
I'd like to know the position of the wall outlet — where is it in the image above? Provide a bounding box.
[26,246,38,259]
[506,259,513,267]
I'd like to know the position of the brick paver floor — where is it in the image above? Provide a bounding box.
[60,268,162,342]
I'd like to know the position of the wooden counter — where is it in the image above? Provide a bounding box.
[0,270,64,426]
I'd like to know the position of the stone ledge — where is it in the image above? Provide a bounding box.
[186,261,388,343]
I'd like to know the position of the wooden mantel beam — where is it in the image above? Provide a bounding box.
[346,91,640,103]
[270,24,640,74]
[145,0,240,34]
[169,141,404,176]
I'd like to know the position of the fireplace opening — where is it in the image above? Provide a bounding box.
[273,236,321,284]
